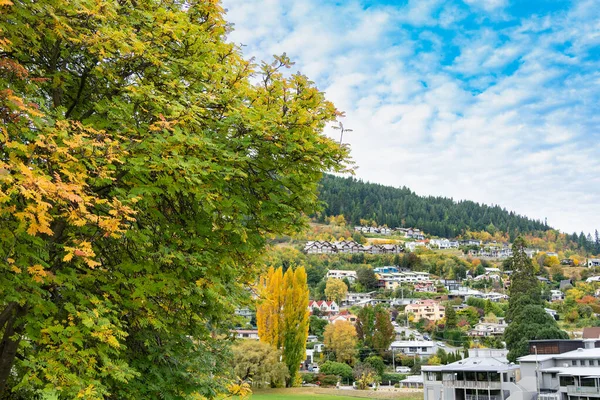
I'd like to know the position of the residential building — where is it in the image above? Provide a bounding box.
[582,327,600,339]
[326,269,357,283]
[343,291,375,306]
[414,281,437,293]
[232,329,259,340]
[430,238,460,249]
[588,259,600,268]
[551,290,565,302]
[329,311,357,325]
[468,322,507,337]
[307,300,339,315]
[405,300,445,321]
[374,266,400,274]
[391,340,436,357]
[517,339,600,400]
[406,241,427,252]
[399,375,424,388]
[422,349,521,400]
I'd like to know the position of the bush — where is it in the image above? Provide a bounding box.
[381,373,407,384]
[300,372,317,384]
[320,361,353,380]
[364,356,385,377]
[317,374,339,387]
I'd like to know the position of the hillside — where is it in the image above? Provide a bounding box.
[317,174,551,238]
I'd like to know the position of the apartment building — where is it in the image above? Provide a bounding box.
[518,339,600,400]
[405,299,445,321]
[423,349,521,400]
[326,269,357,283]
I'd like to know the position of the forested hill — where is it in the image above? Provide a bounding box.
[317,174,551,238]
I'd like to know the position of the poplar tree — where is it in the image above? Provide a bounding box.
[256,266,309,386]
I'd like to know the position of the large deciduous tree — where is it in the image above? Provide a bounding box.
[256,266,310,386]
[0,1,348,398]
[323,321,358,364]
[232,341,288,389]
[324,278,348,304]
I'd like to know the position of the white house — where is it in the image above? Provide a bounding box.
[308,300,339,315]
[326,269,357,283]
[551,290,564,302]
[232,329,259,340]
[391,340,437,357]
[423,349,521,400]
[588,258,600,268]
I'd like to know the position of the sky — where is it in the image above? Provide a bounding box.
[221,0,600,235]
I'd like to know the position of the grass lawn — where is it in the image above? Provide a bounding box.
[249,387,423,400]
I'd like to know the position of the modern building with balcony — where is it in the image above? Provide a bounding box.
[517,340,600,400]
[422,349,522,400]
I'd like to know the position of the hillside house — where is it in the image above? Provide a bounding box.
[308,300,338,315]
[414,281,437,293]
[232,329,259,340]
[588,258,600,267]
[326,269,357,283]
[405,300,445,321]
[343,292,375,306]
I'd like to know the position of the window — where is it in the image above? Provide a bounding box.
[560,376,575,386]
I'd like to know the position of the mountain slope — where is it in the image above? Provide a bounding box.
[317,174,550,238]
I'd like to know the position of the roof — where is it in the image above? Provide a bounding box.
[583,327,600,339]
[401,375,424,383]
[422,355,517,372]
[540,367,600,377]
[391,340,435,347]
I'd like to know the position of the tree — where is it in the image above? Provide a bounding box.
[372,307,395,356]
[325,278,348,304]
[232,341,288,388]
[364,356,385,377]
[504,238,567,362]
[504,301,568,362]
[323,321,358,364]
[0,1,348,397]
[309,316,328,338]
[319,361,353,380]
[445,305,458,329]
[257,266,310,386]
[357,267,378,291]
[507,237,541,321]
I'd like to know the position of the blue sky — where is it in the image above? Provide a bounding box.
[222,0,600,235]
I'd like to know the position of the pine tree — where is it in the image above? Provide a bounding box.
[507,237,540,321]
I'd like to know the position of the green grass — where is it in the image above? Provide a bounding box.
[248,387,423,400]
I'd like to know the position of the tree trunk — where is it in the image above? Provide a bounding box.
[0,304,25,396]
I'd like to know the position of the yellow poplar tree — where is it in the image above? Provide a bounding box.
[256,266,309,387]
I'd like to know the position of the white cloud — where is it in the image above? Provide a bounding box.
[222,0,600,234]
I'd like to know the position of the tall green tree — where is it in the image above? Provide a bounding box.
[507,237,541,321]
[504,237,567,362]
[357,267,378,291]
[0,1,348,398]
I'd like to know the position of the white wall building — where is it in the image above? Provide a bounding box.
[326,269,357,283]
[391,340,437,357]
[423,349,521,400]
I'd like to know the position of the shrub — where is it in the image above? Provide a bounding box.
[317,374,339,387]
[300,372,317,384]
[320,361,353,380]
[381,373,407,384]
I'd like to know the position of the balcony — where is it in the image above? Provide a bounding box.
[466,395,501,400]
[443,380,502,389]
[538,392,560,400]
[567,386,600,396]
